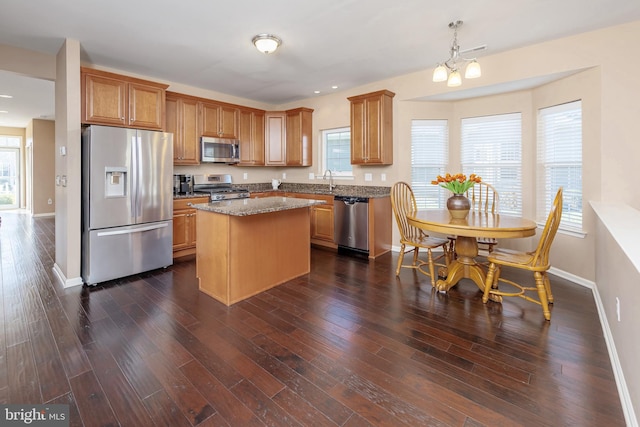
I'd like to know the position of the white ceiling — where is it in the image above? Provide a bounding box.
[1,0,640,128]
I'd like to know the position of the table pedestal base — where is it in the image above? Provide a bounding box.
[429,235,503,302]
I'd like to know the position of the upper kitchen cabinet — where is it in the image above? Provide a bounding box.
[285,107,313,167]
[348,89,395,165]
[81,67,167,130]
[166,92,200,165]
[265,108,313,167]
[238,108,265,166]
[200,101,239,139]
[264,111,287,166]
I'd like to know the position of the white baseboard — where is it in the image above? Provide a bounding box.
[32,212,55,218]
[53,263,83,288]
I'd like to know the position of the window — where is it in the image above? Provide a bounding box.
[321,127,352,176]
[537,100,582,231]
[461,113,522,215]
[411,120,448,208]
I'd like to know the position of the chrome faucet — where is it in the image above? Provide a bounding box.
[323,170,336,192]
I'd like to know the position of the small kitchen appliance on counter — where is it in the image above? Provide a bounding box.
[173,174,194,195]
[193,174,250,201]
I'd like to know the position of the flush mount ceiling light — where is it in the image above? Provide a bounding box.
[433,20,484,87]
[252,34,282,54]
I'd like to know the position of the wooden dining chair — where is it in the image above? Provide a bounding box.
[482,187,563,321]
[391,182,450,287]
[448,182,500,255]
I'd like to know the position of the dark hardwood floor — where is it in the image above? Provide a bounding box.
[0,212,625,426]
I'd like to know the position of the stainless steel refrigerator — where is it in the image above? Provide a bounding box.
[81,125,173,285]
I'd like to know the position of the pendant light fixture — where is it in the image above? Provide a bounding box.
[252,34,282,54]
[432,20,483,87]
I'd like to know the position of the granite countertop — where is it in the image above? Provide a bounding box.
[242,182,391,198]
[191,196,326,217]
[173,192,211,199]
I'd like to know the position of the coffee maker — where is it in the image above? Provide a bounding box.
[173,174,193,195]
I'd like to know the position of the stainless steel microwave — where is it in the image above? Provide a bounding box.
[201,137,240,163]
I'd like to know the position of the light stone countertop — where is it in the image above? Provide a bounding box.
[191,196,326,217]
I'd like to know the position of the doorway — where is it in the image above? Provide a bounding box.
[0,136,21,209]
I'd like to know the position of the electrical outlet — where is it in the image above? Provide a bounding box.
[243,173,248,180]
[365,173,372,181]
[47,198,53,205]
[616,297,621,322]
[381,173,386,181]
[309,172,315,180]
[282,172,287,179]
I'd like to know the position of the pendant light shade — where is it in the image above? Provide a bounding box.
[432,20,484,87]
[447,70,462,87]
[252,34,282,54]
[465,60,482,79]
[432,64,448,82]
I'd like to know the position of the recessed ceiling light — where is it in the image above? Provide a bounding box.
[0,94,12,99]
[331,86,338,89]
[314,90,321,94]
[0,110,8,113]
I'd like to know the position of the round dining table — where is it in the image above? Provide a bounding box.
[407,209,537,294]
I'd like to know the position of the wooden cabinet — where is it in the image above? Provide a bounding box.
[238,108,265,166]
[166,92,200,164]
[265,112,287,166]
[201,101,239,138]
[173,197,209,258]
[348,89,395,165]
[285,107,313,166]
[81,67,167,130]
[285,193,336,248]
[265,108,313,167]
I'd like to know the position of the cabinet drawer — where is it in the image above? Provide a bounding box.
[174,197,209,210]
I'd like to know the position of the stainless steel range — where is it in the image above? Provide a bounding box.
[193,174,250,201]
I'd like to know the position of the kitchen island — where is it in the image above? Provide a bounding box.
[192,197,326,306]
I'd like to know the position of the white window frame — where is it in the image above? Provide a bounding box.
[320,127,353,178]
[536,100,583,234]
[461,113,523,215]
[411,119,448,209]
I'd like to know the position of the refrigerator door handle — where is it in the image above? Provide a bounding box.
[96,222,169,237]
[133,134,143,220]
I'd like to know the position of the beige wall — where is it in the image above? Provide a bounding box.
[27,119,56,215]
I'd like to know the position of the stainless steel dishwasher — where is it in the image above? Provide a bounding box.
[334,196,369,253]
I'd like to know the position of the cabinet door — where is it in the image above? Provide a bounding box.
[239,110,265,165]
[364,96,383,163]
[265,112,286,165]
[200,102,221,137]
[166,96,180,160]
[180,98,200,164]
[311,205,334,242]
[201,102,239,138]
[128,82,164,129]
[350,99,366,164]
[172,209,190,250]
[83,73,127,126]
[219,105,239,138]
[285,108,313,166]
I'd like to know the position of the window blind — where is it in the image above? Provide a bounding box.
[461,113,522,215]
[411,119,448,209]
[536,100,582,230]
[323,127,352,175]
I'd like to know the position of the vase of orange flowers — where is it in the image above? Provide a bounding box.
[432,173,482,219]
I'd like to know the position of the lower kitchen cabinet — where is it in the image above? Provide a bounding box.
[285,193,336,249]
[173,197,209,258]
